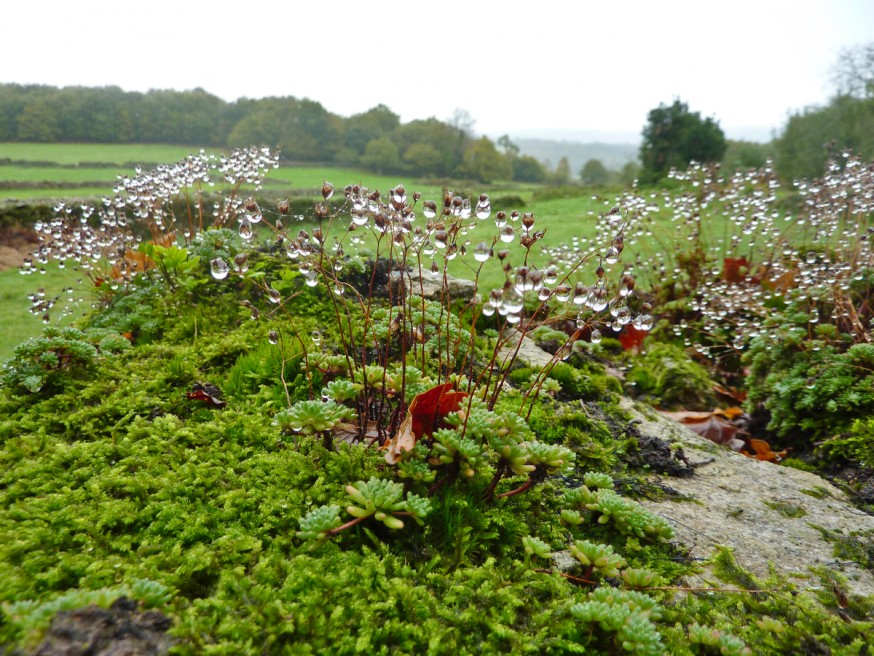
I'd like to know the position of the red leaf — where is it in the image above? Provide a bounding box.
[384,383,468,464]
[721,257,749,283]
[408,382,468,439]
[618,324,648,352]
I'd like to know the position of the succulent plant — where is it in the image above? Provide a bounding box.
[273,399,354,435]
[296,505,343,543]
[569,539,627,578]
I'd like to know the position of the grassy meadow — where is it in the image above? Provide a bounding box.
[0,142,650,358]
[0,264,83,360]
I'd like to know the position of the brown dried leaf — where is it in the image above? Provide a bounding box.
[384,413,415,465]
[713,383,747,404]
[332,420,380,445]
[662,409,745,450]
[740,438,788,463]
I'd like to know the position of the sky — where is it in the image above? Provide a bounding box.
[2,0,873,143]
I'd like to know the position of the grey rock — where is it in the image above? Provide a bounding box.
[623,398,874,598]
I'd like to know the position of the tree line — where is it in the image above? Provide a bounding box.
[0,84,548,183]
[3,41,872,186]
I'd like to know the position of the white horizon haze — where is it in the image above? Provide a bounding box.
[2,0,872,144]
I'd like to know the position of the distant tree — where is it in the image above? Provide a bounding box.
[722,140,771,171]
[774,44,874,180]
[345,104,400,154]
[403,142,445,176]
[461,137,513,182]
[774,95,874,180]
[550,156,572,185]
[227,97,344,161]
[497,134,520,157]
[831,43,874,99]
[393,118,466,176]
[619,161,641,186]
[580,158,610,186]
[359,137,401,174]
[448,108,476,137]
[639,99,726,183]
[512,155,547,183]
[16,97,60,141]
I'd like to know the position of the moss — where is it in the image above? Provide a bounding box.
[809,525,874,572]
[799,486,833,500]
[625,343,715,410]
[762,500,807,519]
[3,238,874,654]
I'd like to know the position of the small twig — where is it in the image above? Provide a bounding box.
[324,514,368,537]
[495,476,534,499]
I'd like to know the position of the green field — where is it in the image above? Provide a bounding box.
[0,143,532,204]
[0,143,618,358]
[0,143,221,165]
[0,264,84,361]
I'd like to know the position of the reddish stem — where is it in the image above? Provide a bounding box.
[495,476,534,499]
[324,514,369,537]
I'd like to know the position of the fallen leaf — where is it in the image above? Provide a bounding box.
[721,257,750,283]
[618,324,648,352]
[714,406,745,421]
[331,420,380,445]
[761,267,798,293]
[713,383,747,404]
[111,249,156,281]
[384,383,468,465]
[186,382,227,409]
[661,409,745,450]
[740,438,788,463]
[384,414,415,465]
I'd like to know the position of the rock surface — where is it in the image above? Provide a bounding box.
[624,398,874,598]
[33,597,174,656]
[508,335,874,599]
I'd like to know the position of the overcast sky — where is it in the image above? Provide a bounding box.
[3,0,872,143]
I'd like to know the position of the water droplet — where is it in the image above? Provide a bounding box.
[503,291,525,314]
[234,254,249,273]
[474,242,491,262]
[499,226,515,243]
[267,288,281,304]
[544,269,558,285]
[475,198,491,220]
[590,329,602,344]
[615,306,632,325]
[239,218,254,240]
[537,287,551,302]
[634,314,654,331]
[604,247,619,265]
[422,200,437,219]
[268,330,279,344]
[305,270,319,287]
[211,257,230,280]
[312,330,322,345]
